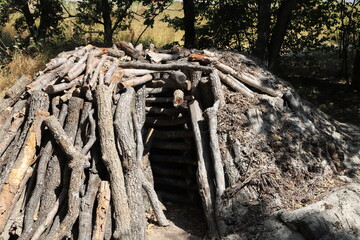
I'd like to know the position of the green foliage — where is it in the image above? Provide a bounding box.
[76,0,172,45]
[164,0,359,55]
[0,0,63,42]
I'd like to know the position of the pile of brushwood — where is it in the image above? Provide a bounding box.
[0,42,359,240]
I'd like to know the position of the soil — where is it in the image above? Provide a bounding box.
[147,203,207,240]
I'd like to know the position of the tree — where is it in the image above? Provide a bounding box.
[77,0,134,46]
[253,0,271,63]
[0,0,63,42]
[77,0,172,46]
[352,37,360,91]
[183,0,196,48]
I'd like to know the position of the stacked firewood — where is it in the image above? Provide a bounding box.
[0,42,283,240]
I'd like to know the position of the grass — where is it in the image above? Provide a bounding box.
[0,50,48,96]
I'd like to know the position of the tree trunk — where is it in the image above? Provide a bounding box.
[19,2,37,40]
[183,0,196,48]
[268,0,297,70]
[253,0,271,64]
[102,0,113,46]
[38,0,52,40]
[352,37,360,91]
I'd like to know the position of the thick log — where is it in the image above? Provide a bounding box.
[20,105,67,240]
[145,106,186,116]
[188,53,217,64]
[114,88,146,239]
[223,146,241,186]
[64,97,84,144]
[109,68,125,91]
[189,100,219,237]
[146,97,174,103]
[93,181,111,240]
[45,57,67,71]
[22,104,68,236]
[189,66,202,92]
[78,172,101,240]
[31,190,66,240]
[0,76,31,113]
[123,69,159,77]
[0,111,25,158]
[106,45,125,58]
[120,74,153,88]
[27,69,63,94]
[0,170,28,240]
[209,70,225,108]
[217,71,254,97]
[51,96,60,117]
[105,60,119,85]
[74,102,92,148]
[45,77,81,94]
[43,115,88,240]
[0,91,49,188]
[90,54,108,89]
[173,89,184,107]
[0,100,26,138]
[96,85,131,240]
[67,53,89,80]
[117,41,141,59]
[118,62,213,73]
[145,116,189,127]
[58,56,76,78]
[85,53,100,78]
[150,154,196,165]
[204,102,225,196]
[147,51,179,63]
[204,101,227,236]
[146,79,190,89]
[145,87,171,95]
[0,107,12,131]
[170,71,190,90]
[0,120,37,232]
[215,62,282,97]
[5,75,32,100]
[152,130,193,139]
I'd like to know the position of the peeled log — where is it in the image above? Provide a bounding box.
[173,89,184,107]
[120,74,153,88]
[147,51,179,63]
[217,71,254,97]
[215,62,281,97]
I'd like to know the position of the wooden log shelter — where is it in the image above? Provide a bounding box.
[0,43,285,240]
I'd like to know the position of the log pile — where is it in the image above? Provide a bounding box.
[0,43,359,240]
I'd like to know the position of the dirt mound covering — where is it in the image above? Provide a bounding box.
[215,50,360,239]
[0,43,359,240]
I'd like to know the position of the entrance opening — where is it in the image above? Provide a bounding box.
[144,83,207,237]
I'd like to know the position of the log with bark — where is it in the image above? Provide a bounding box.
[1,43,353,240]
